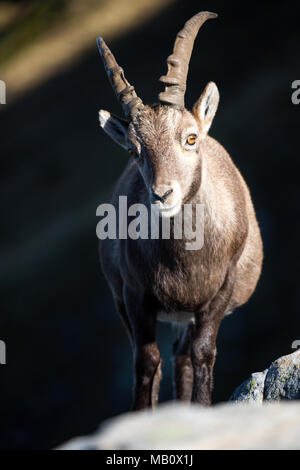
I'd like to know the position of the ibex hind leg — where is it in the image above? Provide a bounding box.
[123,285,162,411]
[173,323,193,402]
[114,295,134,346]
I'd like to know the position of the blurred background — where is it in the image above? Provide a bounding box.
[0,0,299,450]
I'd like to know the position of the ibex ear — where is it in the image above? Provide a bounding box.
[193,82,219,137]
[99,110,129,150]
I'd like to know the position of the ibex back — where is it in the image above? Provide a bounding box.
[97,12,263,409]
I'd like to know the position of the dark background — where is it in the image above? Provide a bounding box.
[0,0,300,449]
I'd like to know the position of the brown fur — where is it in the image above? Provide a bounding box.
[98,102,263,408]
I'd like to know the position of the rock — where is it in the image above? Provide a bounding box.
[264,350,300,401]
[230,349,300,404]
[59,401,300,450]
[58,350,300,450]
[229,370,268,405]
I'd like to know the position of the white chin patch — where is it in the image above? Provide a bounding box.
[153,198,182,218]
[159,200,182,218]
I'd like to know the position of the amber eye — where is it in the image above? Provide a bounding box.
[186,134,197,146]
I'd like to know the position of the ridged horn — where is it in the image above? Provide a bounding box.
[159,12,218,109]
[97,37,144,118]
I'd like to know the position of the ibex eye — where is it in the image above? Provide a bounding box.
[186,134,197,146]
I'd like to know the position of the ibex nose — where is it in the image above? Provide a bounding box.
[152,188,173,203]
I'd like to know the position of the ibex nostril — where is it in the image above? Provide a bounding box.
[152,188,173,203]
[161,188,173,202]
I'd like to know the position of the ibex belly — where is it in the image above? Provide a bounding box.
[157,310,195,324]
[151,259,229,317]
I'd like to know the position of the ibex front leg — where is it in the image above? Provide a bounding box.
[173,324,193,402]
[192,264,237,406]
[123,286,162,411]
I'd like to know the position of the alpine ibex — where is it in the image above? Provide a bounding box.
[97,12,263,409]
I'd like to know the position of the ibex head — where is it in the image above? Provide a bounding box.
[98,12,219,217]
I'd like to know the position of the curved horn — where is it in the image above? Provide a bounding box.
[97,37,144,118]
[158,11,218,109]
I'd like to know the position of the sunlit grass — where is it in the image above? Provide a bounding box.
[0,0,67,67]
[0,1,20,30]
[0,0,175,102]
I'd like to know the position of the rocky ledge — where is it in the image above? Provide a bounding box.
[59,350,300,450]
[230,349,300,404]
